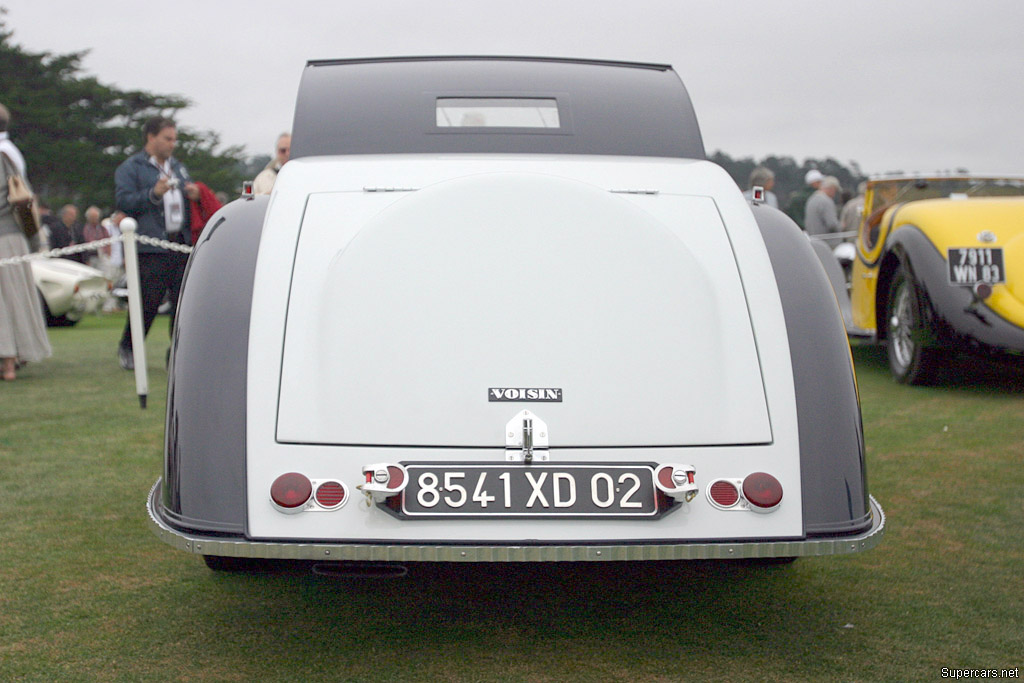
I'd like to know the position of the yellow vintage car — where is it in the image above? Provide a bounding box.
[839,175,1024,383]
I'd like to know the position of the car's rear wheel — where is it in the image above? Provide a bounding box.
[886,265,941,384]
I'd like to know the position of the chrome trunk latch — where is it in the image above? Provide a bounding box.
[522,417,534,463]
[505,410,549,463]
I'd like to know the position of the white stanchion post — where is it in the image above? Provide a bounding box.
[120,218,149,409]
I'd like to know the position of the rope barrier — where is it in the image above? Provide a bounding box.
[0,232,193,268]
[137,234,194,254]
[0,236,119,267]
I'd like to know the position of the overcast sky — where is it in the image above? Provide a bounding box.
[3,0,1023,175]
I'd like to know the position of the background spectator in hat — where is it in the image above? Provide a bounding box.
[805,175,842,236]
[785,169,824,229]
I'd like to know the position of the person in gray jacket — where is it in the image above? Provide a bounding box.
[114,116,198,370]
[804,176,841,236]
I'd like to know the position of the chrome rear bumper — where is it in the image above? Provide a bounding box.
[146,480,884,562]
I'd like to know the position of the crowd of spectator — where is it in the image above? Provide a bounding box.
[1,98,296,379]
[745,165,865,238]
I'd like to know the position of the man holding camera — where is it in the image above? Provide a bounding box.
[114,116,198,370]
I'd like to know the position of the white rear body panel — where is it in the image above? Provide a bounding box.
[245,155,802,542]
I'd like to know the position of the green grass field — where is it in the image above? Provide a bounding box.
[1,315,1021,682]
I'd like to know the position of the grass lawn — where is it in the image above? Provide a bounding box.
[1,315,1021,681]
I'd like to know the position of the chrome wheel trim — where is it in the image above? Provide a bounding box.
[889,280,915,372]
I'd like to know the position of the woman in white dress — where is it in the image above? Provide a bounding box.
[0,105,51,381]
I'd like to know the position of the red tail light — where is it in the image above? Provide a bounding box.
[742,472,783,512]
[708,480,740,508]
[270,472,312,513]
[657,466,675,489]
[386,466,405,490]
[314,480,347,508]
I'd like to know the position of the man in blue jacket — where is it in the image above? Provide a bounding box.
[114,117,198,370]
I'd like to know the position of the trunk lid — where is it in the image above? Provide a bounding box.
[276,172,771,447]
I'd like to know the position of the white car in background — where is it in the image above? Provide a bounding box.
[31,257,109,326]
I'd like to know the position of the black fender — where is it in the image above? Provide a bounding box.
[159,196,268,535]
[808,238,856,332]
[750,204,871,536]
[879,226,1024,355]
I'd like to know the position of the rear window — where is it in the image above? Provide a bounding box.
[436,98,561,128]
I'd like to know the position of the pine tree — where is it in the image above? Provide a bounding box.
[0,9,243,210]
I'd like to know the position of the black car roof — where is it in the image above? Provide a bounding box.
[290,56,706,160]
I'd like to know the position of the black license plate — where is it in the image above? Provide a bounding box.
[401,464,659,517]
[947,247,1005,285]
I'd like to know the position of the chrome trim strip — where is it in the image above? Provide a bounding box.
[146,481,884,562]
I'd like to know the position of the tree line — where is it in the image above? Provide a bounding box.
[0,10,248,212]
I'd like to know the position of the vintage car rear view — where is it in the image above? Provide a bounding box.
[836,176,1024,384]
[147,57,883,570]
